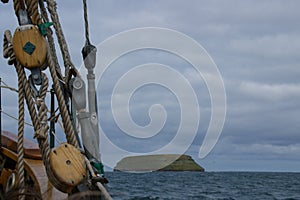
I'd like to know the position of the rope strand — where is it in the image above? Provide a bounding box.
[83,0,90,45]
[1,110,33,127]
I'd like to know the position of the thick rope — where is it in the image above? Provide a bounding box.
[13,0,21,20]
[3,30,40,130]
[46,44,79,148]
[7,1,79,148]
[38,0,63,79]
[3,1,112,195]
[17,63,25,200]
[3,30,15,65]
[25,0,42,25]
[4,30,68,192]
[45,0,79,78]
[32,74,69,192]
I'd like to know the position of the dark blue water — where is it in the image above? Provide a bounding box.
[105,172,300,200]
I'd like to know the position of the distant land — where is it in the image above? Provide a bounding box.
[114,154,205,172]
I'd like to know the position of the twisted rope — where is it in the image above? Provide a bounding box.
[25,0,42,25]
[83,0,90,45]
[2,0,111,195]
[3,30,40,130]
[30,74,70,192]
[9,0,79,148]
[45,0,79,78]
[17,63,25,200]
[3,30,16,65]
[13,0,21,20]
[3,29,67,192]
[38,0,63,79]
[46,44,79,148]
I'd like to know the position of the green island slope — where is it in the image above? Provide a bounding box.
[114,154,205,172]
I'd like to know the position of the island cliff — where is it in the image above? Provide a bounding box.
[114,154,205,172]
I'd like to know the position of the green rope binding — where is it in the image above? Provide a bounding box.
[38,22,53,36]
[91,161,104,175]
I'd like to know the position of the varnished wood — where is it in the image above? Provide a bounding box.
[1,130,41,159]
[12,24,47,69]
[49,143,86,193]
[1,147,68,200]
[0,168,14,192]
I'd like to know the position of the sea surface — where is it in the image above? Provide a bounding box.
[105,171,300,200]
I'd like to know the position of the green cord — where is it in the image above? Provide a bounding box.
[38,22,54,36]
[91,161,104,175]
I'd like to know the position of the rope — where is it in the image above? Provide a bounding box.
[84,157,112,200]
[3,30,40,130]
[0,79,9,86]
[50,130,62,144]
[25,0,42,25]
[3,30,16,65]
[3,30,61,190]
[3,1,113,196]
[46,44,79,148]
[13,0,21,21]
[38,0,63,78]
[0,85,18,92]
[17,59,25,200]
[44,0,79,78]
[3,28,71,193]
[0,110,33,127]
[31,74,70,192]
[82,0,90,45]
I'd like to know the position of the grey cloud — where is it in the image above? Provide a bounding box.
[1,0,300,171]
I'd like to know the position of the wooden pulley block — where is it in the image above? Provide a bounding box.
[49,143,87,193]
[12,24,47,69]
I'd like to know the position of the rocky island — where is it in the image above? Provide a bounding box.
[114,154,205,172]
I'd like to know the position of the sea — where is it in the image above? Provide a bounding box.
[104,171,300,200]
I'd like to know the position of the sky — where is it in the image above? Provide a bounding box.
[1,0,300,172]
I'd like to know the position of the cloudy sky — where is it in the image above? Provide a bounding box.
[1,0,300,172]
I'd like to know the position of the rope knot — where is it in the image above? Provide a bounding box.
[36,97,43,106]
[34,127,48,139]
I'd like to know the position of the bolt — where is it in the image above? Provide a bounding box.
[91,113,97,120]
[66,160,71,165]
[33,74,39,80]
[73,79,82,89]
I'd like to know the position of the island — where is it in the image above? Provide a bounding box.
[114,154,205,172]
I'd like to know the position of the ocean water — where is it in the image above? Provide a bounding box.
[105,172,300,200]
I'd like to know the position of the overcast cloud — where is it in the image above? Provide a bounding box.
[1,0,300,172]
